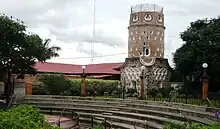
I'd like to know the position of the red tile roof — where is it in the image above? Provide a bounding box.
[35,61,123,75]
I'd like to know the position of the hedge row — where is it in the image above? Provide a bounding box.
[32,74,121,96]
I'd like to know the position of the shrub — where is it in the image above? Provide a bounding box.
[68,79,120,96]
[38,74,71,95]
[0,105,60,129]
[32,81,48,95]
[147,87,158,98]
[32,74,120,96]
[158,87,174,98]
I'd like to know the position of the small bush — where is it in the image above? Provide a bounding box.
[32,81,48,95]
[0,105,60,129]
[38,74,71,95]
[68,79,120,96]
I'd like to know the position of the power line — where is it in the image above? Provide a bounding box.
[55,52,128,60]
[54,51,173,60]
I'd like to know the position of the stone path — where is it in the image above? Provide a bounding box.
[45,114,70,123]
[44,115,77,129]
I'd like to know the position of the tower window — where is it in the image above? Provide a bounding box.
[140,52,142,55]
[150,30,154,35]
[143,42,150,56]
[157,31,160,35]
[138,36,141,40]
[147,35,150,40]
[145,48,149,55]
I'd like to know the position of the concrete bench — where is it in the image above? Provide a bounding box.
[23,98,216,121]
[116,107,214,123]
[24,96,220,112]
[41,108,144,129]
[36,102,213,125]
[33,105,182,128]
[22,96,218,126]
[78,112,163,129]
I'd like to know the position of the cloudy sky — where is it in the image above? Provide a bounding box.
[0,0,219,67]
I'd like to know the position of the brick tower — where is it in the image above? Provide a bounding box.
[115,4,171,95]
[128,4,165,58]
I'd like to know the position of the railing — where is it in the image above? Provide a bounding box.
[90,116,111,129]
[57,103,70,126]
[7,94,15,109]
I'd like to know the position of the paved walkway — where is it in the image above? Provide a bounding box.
[45,115,71,123]
[45,115,77,129]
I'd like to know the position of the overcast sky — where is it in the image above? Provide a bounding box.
[0,0,220,66]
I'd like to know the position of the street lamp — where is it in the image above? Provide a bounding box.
[202,63,209,99]
[140,65,146,100]
[81,65,86,97]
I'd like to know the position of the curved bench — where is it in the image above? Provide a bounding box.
[22,95,219,129]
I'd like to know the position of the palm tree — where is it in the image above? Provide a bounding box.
[43,39,61,60]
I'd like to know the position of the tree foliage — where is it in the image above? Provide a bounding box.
[0,14,61,99]
[0,14,60,76]
[173,16,220,91]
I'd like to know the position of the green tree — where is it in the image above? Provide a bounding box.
[38,74,71,95]
[0,14,61,101]
[173,16,220,92]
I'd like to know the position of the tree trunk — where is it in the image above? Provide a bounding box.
[2,70,12,104]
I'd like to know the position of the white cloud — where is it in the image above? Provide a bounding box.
[0,0,220,66]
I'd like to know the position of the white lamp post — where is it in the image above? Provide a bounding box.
[140,66,146,100]
[81,65,86,97]
[202,63,209,99]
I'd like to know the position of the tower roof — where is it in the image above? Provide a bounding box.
[131,4,163,14]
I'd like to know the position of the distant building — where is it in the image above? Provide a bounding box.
[25,62,123,81]
[115,4,172,92]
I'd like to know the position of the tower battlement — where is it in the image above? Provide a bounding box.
[131,4,163,14]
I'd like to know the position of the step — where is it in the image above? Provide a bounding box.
[41,110,156,129]
[79,117,111,129]
[122,103,215,119]
[102,113,112,116]
[23,99,216,123]
[24,95,220,111]
[111,108,120,111]
[39,104,214,124]
[23,98,216,119]
[106,110,182,125]
[77,112,163,129]
[35,104,213,125]
[116,107,213,125]
[24,100,116,109]
[111,122,145,129]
